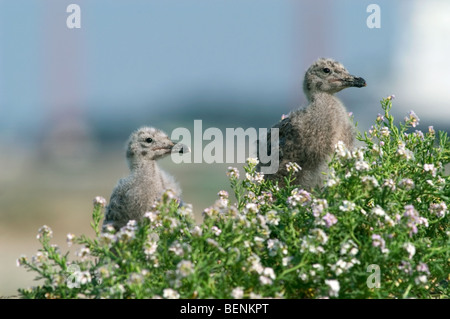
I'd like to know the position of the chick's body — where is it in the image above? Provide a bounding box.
[104,127,185,230]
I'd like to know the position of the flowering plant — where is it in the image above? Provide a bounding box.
[18,97,449,298]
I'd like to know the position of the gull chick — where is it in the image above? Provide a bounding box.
[103,127,189,230]
[257,58,366,189]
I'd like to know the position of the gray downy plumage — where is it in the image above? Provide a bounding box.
[103,126,189,230]
[257,58,366,189]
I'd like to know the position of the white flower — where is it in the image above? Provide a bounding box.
[103,224,116,233]
[398,178,415,190]
[169,241,184,256]
[287,188,311,207]
[300,236,325,254]
[76,247,91,260]
[226,167,240,179]
[245,203,259,213]
[325,279,340,297]
[37,225,53,240]
[211,226,222,236]
[361,176,379,188]
[335,141,351,158]
[299,273,308,281]
[178,203,193,217]
[163,288,180,299]
[144,211,159,223]
[264,267,276,279]
[190,225,203,237]
[266,210,280,226]
[258,276,273,286]
[117,228,136,242]
[246,157,259,166]
[329,259,359,276]
[382,179,396,191]
[312,263,324,272]
[259,267,276,285]
[100,232,117,246]
[218,190,229,199]
[282,256,293,267]
[96,266,110,279]
[206,238,224,253]
[371,205,386,217]
[405,110,420,127]
[339,200,356,212]
[286,162,302,173]
[166,217,180,230]
[79,271,92,285]
[311,228,328,244]
[162,189,177,202]
[352,147,365,161]
[248,254,264,274]
[323,213,338,228]
[128,273,144,285]
[355,160,370,171]
[403,243,416,259]
[231,287,244,299]
[372,144,384,157]
[372,234,389,254]
[32,251,48,265]
[246,172,264,184]
[326,178,339,187]
[417,262,430,274]
[144,238,158,256]
[267,238,286,257]
[380,127,390,137]
[66,233,76,247]
[423,164,436,177]
[16,255,27,267]
[340,240,358,256]
[430,202,447,218]
[384,215,396,227]
[397,142,414,160]
[415,275,427,285]
[93,196,107,208]
[176,260,194,278]
[311,199,328,217]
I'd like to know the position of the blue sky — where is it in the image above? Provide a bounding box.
[0,0,448,144]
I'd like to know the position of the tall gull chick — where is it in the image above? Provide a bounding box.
[257,58,366,189]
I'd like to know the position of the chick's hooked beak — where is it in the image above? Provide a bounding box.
[152,141,176,154]
[345,75,367,88]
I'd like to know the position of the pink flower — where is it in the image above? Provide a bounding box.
[323,213,338,228]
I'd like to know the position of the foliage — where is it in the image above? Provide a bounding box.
[17,97,449,299]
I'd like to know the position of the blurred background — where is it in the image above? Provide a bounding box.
[1,0,449,296]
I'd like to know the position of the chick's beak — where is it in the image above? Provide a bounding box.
[346,76,367,88]
[152,142,175,154]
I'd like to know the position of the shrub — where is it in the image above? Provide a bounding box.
[17,97,449,299]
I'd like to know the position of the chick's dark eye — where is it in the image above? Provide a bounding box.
[145,138,153,143]
[323,68,331,73]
